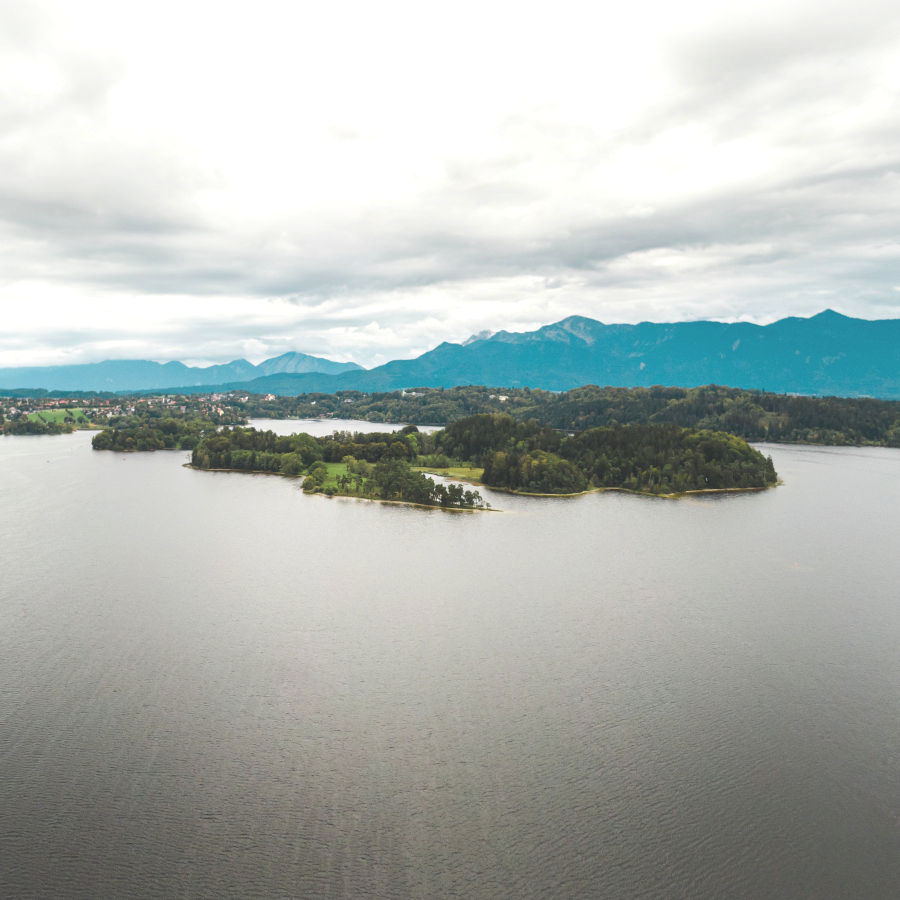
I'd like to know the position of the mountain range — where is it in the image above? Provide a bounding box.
[0,352,361,393]
[2,310,898,398]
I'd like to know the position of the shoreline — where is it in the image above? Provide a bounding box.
[484,484,775,500]
[101,459,777,503]
[182,463,497,511]
[419,468,778,500]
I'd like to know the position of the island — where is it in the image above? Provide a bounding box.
[178,414,777,508]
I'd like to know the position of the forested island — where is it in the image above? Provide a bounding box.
[179,414,777,506]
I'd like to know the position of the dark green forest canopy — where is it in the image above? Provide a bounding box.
[237,384,900,447]
[188,425,485,509]
[90,402,246,451]
[436,414,777,494]
[1,417,74,435]
[185,416,777,497]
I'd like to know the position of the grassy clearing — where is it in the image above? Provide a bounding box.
[26,408,92,427]
[28,408,76,423]
[320,462,349,490]
[307,461,374,497]
[412,465,484,483]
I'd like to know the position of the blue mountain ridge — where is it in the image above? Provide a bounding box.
[1,310,898,397]
[0,351,362,393]
[163,309,900,399]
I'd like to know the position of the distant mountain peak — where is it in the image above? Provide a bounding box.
[462,329,495,346]
[0,349,363,393]
[255,352,362,377]
[558,314,605,329]
[532,315,607,345]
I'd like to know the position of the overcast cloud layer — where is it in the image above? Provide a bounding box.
[2,0,899,367]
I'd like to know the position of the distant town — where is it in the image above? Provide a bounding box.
[0,393,260,432]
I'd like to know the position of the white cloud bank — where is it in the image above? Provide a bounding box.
[1,0,899,366]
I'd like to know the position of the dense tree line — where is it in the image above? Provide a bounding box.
[91,403,245,451]
[237,384,900,447]
[317,425,421,463]
[0,389,118,399]
[189,428,323,473]
[187,416,776,498]
[1,418,74,435]
[368,457,484,508]
[563,423,777,493]
[189,426,485,508]
[442,414,777,494]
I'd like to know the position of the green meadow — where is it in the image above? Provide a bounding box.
[27,408,90,426]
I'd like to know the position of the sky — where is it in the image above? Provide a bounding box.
[2,0,899,369]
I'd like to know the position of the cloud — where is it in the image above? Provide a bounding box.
[1,0,899,368]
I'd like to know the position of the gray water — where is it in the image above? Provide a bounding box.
[1,430,898,898]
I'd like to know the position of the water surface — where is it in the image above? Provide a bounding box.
[1,432,898,898]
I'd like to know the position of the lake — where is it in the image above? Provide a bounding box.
[1,427,898,898]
